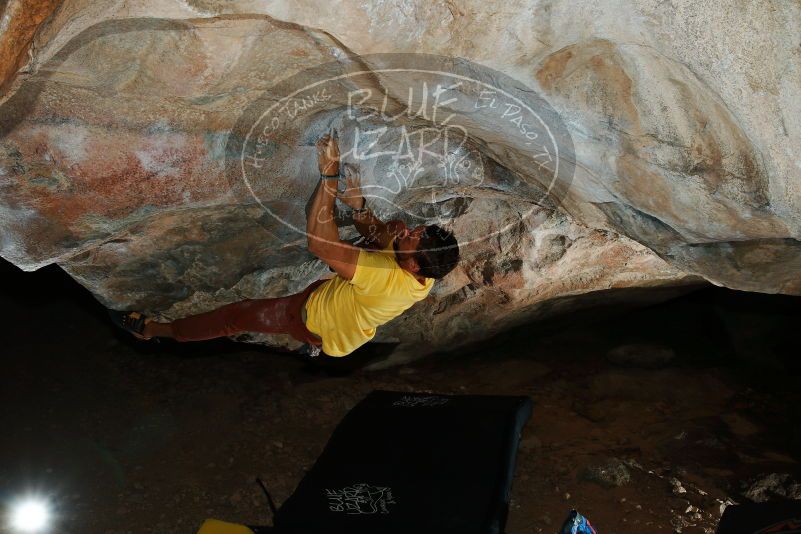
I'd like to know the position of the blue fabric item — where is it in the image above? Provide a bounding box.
[559,510,598,534]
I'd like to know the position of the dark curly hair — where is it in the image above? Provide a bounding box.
[414,225,460,279]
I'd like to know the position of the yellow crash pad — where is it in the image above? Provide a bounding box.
[196,518,254,534]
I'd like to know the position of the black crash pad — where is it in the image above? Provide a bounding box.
[717,500,801,533]
[271,390,533,534]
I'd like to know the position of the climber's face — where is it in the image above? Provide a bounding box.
[392,222,427,274]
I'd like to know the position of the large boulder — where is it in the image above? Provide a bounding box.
[0,0,797,359]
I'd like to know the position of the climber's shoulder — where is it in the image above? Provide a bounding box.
[308,238,359,280]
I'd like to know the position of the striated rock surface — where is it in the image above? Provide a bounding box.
[0,0,798,359]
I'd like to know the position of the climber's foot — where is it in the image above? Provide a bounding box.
[298,343,322,358]
[107,310,154,341]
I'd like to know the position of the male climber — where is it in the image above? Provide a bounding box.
[109,132,460,357]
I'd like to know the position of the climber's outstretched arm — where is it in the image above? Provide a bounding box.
[307,134,360,280]
[338,164,406,250]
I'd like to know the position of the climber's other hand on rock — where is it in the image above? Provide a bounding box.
[316,133,339,176]
[337,163,366,210]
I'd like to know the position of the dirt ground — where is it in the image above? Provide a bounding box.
[1,261,800,533]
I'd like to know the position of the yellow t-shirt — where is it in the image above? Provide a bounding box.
[303,241,434,357]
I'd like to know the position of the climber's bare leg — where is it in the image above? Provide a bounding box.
[143,321,174,339]
[139,295,300,342]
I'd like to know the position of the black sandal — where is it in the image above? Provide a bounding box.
[107,310,157,341]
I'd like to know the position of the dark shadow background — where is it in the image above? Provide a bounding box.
[2,254,800,387]
[1,256,800,532]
